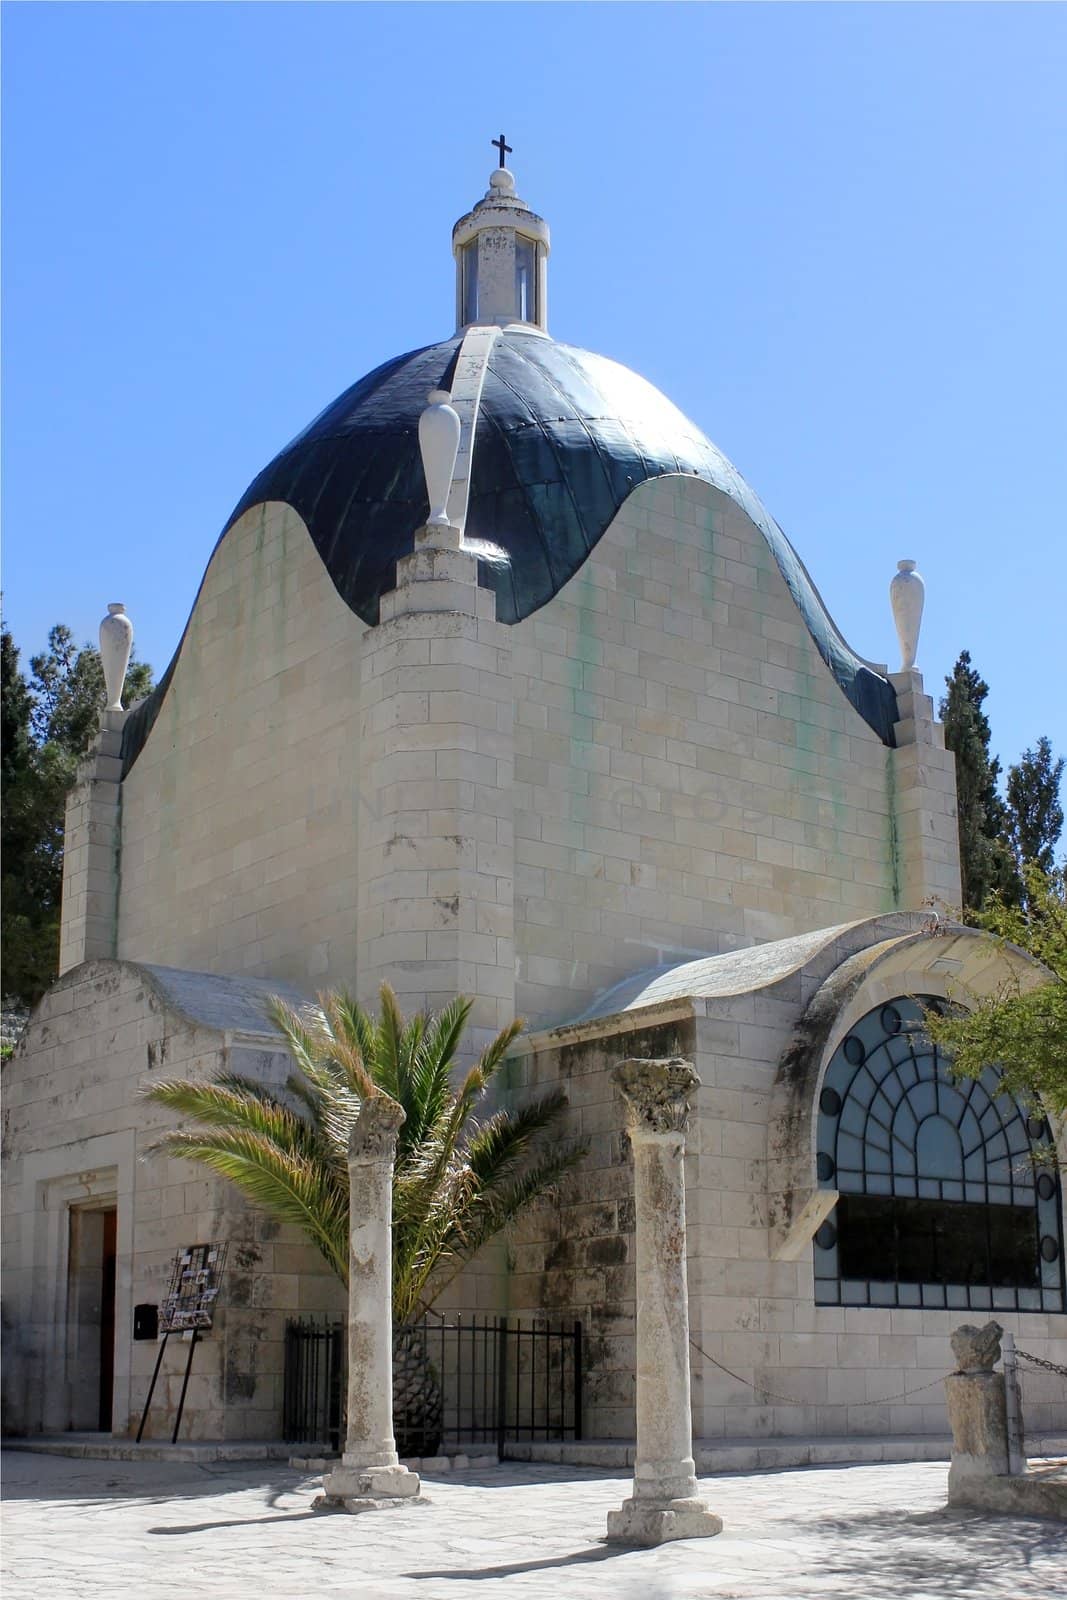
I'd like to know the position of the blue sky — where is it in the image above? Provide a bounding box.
[3,2,1064,780]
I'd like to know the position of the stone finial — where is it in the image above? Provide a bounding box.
[99,603,134,713]
[889,559,925,672]
[614,1057,699,1136]
[418,390,462,529]
[348,1094,406,1163]
[488,166,517,199]
[951,1321,1004,1374]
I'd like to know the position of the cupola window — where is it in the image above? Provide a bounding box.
[460,241,480,326]
[515,235,537,323]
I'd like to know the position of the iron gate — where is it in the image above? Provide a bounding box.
[283,1312,582,1455]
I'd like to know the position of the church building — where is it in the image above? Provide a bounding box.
[3,153,1064,1449]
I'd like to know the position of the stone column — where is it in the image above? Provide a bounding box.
[606,1058,722,1547]
[318,1097,422,1512]
[944,1321,1009,1506]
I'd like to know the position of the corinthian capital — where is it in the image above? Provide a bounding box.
[348,1094,406,1164]
[613,1057,699,1137]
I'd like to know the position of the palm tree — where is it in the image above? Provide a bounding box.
[145,984,583,1451]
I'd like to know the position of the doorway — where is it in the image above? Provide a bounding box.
[67,1205,118,1431]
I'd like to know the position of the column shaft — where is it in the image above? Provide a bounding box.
[343,1144,399,1470]
[606,1057,721,1546]
[630,1127,698,1500]
[318,1097,422,1511]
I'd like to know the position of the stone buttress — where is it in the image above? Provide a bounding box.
[356,519,516,1041]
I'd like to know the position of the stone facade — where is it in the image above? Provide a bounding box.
[114,501,364,990]
[9,162,1061,1456]
[505,917,1066,1444]
[77,474,958,1031]
[1,962,343,1440]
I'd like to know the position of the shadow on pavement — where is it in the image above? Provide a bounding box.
[149,1509,321,1535]
[0,1451,304,1507]
[405,1543,624,1581]
[769,1503,1067,1599]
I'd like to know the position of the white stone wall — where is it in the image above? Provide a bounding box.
[107,474,945,1034]
[685,1006,1066,1442]
[1,963,342,1441]
[510,475,908,1026]
[117,502,364,990]
[504,932,1067,1443]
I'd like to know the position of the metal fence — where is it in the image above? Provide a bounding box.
[283,1312,582,1456]
[283,1318,345,1450]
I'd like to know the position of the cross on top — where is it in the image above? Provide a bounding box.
[491,133,513,169]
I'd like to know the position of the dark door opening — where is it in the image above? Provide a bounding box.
[99,1209,117,1430]
[67,1204,118,1432]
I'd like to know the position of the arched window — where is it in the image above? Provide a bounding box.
[813,995,1064,1312]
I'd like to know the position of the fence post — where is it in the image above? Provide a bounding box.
[495,1316,509,1458]
[1002,1331,1027,1476]
[573,1320,583,1441]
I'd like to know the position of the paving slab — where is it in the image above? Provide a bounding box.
[3,1448,1065,1599]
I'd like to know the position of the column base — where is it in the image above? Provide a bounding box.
[315,1462,424,1512]
[606,1496,723,1547]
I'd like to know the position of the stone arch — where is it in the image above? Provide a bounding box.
[812,990,1063,1311]
[767,922,1059,1262]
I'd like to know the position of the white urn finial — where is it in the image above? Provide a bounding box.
[889,559,925,673]
[418,389,461,528]
[99,602,134,712]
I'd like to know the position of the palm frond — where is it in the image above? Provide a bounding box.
[147,982,588,1322]
[148,1128,350,1282]
[464,1089,573,1187]
[144,1077,323,1159]
[472,1017,526,1088]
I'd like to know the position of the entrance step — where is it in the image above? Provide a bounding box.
[507,1432,1067,1475]
[4,1433,293,1463]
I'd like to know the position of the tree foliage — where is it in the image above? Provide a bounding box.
[1,623,153,1005]
[1005,736,1065,882]
[924,864,1067,1120]
[145,984,586,1322]
[939,650,1020,911]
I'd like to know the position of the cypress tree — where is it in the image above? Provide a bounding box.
[1006,736,1065,878]
[1,623,153,1004]
[939,651,1019,911]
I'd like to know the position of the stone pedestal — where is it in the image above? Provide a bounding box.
[945,1372,1010,1501]
[58,708,127,973]
[606,1058,722,1547]
[888,667,961,912]
[317,1098,422,1512]
[944,1322,1011,1506]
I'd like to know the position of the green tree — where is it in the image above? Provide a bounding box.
[145,985,585,1452]
[1,628,33,789]
[146,986,584,1319]
[30,624,153,752]
[1,622,153,1005]
[925,863,1067,1119]
[939,650,1019,911]
[1005,736,1064,881]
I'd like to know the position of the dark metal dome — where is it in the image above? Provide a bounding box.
[121,328,896,774]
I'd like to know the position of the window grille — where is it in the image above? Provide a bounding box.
[813,995,1064,1312]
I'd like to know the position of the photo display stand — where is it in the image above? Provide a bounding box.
[136,1242,228,1445]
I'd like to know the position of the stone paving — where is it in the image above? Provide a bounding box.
[3,1448,1065,1599]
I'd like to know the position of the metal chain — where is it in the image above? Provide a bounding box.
[689,1336,949,1409]
[1016,1348,1067,1380]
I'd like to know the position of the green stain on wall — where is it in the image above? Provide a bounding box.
[885,749,902,910]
